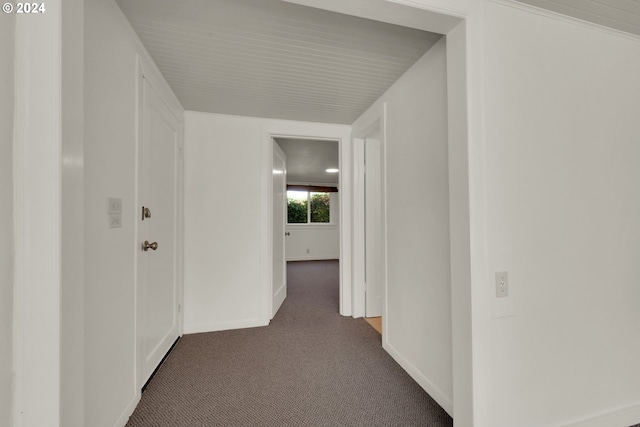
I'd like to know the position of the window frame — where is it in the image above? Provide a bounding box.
[286,189,334,225]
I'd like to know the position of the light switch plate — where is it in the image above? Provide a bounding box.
[108,213,122,229]
[108,197,122,214]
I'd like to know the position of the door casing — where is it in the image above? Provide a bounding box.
[364,134,384,318]
[272,140,287,318]
[260,123,351,322]
[352,105,387,321]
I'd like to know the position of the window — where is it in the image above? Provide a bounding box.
[287,190,331,224]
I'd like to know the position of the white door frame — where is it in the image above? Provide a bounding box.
[13,5,64,425]
[260,123,352,323]
[352,104,387,320]
[134,54,185,391]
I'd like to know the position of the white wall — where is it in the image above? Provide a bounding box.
[286,193,340,261]
[183,112,263,333]
[481,3,640,427]
[184,111,350,333]
[84,2,137,424]
[0,12,15,427]
[285,225,340,261]
[84,1,182,426]
[352,38,452,413]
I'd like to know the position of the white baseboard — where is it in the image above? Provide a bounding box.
[183,318,266,334]
[273,282,286,315]
[287,255,339,262]
[562,402,640,427]
[383,339,453,417]
[113,391,141,427]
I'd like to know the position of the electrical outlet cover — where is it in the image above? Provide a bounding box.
[495,271,509,298]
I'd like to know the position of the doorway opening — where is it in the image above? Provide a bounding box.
[352,110,386,336]
[271,136,342,318]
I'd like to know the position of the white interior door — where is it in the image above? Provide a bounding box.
[365,137,383,317]
[137,77,181,387]
[272,141,287,318]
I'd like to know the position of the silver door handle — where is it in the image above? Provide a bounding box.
[143,241,158,251]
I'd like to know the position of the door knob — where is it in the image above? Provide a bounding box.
[285,232,290,236]
[143,241,158,251]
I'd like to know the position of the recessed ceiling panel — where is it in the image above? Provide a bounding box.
[116,0,443,124]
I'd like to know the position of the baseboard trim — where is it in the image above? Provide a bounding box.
[562,402,640,427]
[113,391,141,427]
[183,318,266,334]
[273,282,286,315]
[383,340,453,417]
[287,256,339,262]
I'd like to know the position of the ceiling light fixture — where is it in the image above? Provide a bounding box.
[326,168,339,173]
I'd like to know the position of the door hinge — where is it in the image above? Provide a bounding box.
[178,304,181,313]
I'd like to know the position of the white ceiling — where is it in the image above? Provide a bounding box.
[274,138,339,184]
[116,0,443,125]
[116,0,640,127]
[515,0,640,37]
[116,0,638,183]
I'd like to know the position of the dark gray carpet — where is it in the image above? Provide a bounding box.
[126,260,453,426]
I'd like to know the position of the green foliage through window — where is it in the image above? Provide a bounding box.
[287,198,307,223]
[287,190,331,224]
[310,192,330,223]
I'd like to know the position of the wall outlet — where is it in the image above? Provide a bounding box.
[306,249,310,254]
[108,197,122,213]
[495,271,509,298]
